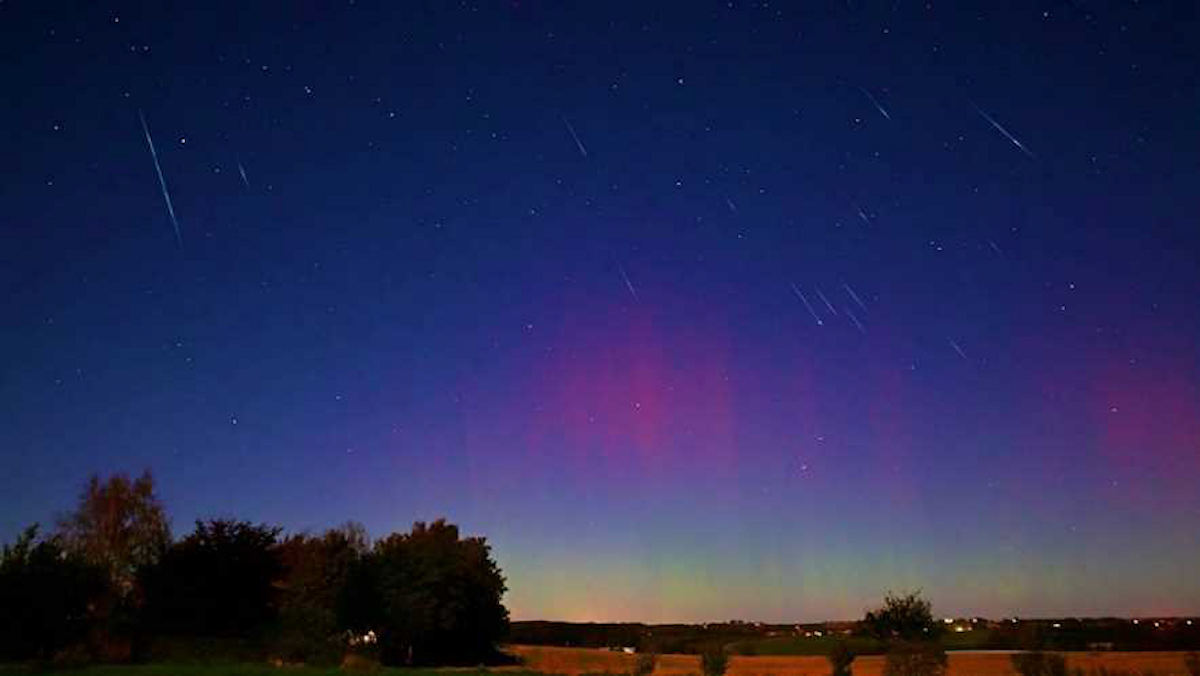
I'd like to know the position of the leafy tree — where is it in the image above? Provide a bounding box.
[0,525,106,661]
[57,471,170,594]
[862,591,941,642]
[337,547,384,639]
[863,592,945,676]
[273,523,370,663]
[1012,651,1068,676]
[141,519,282,638]
[882,640,948,676]
[828,639,856,676]
[369,519,509,665]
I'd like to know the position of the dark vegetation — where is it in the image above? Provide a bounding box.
[632,652,657,676]
[6,472,1200,673]
[0,472,509,668]
[863,592,946,676]
[509,620,799,654]
[826,639,855,676]
[0,668,544,676]
[700,646,728,676]
[1012,651,1069,676]
[513,616,1200,656]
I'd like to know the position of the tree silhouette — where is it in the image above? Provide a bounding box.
[369,519,508,665]
[0,525,106,660]
[141,519,282,638]
[862,591,942,641]
[863,592,946,676]
[57,471,170,595]
[274,523,370,663]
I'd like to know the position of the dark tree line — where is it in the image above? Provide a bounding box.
[0,472,509,667]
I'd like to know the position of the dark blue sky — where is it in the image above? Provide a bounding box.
[3,1,1199,622]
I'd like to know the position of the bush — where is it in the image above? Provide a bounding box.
[882,640,947,676]
[342,652,382,673]
[1185,653,1200,676]
[1012,651,1068,676]
[634,652,658,676]
[0,525,107,662]
[828,639,856,676]
[701,647,729,676]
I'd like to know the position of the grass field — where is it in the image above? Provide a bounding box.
[507,645,1197,676]
[0,667,538,676]
[727,629,1000,656]
[1,647,1194,676]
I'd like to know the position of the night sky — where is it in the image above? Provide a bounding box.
[3,2,1200,623]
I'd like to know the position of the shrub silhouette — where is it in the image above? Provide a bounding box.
[634,652,658,676]
[882,640,947,676]
[828,639,856,676]
[1185,653,1200,676]
[0,525,106,661]
[702,647,729,676]
[1012,651,1068,676]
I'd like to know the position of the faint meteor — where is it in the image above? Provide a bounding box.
[987,238,1003,257]
[972,103,1034,158]
[563,117,588,158]
[725,197,738,214]
[854,204,870,225]
[138,110,182,246]
[790,283,823,327]
[843,283,868,313]
[237,159,250,188]
[949,338,968,360]
[617,262,639,302]
[859,86,891,120]
[815,286,838,315]
[845,306,866,334]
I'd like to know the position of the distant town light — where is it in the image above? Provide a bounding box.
[1052,623,1061,628]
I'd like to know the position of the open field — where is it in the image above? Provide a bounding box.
[728,630,999,656]
[507,645,1197,676]
[0,668,534,676]
[0,648,1194,676]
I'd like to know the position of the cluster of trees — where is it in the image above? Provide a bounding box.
[0,472,509,666]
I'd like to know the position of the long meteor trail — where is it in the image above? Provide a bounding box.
[972,103,1034,158]
[791,283,824,327]
[859,87,891,120]
[138,110,182,246]
[843,283,868,313]
[617,263,639,302]
[563,117,588,158]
